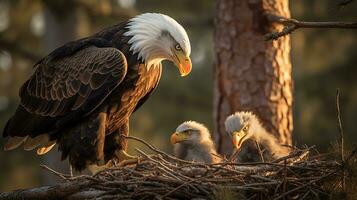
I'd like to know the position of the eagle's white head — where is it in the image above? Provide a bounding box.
[124,13,191,76]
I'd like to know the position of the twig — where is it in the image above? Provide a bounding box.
[39,165,70,180]
[283,159,287,198]
[229,148,241,162]
[336,88,345,190]
[69,165,74,177]
[135,148,191,181]
[336,89,344,162]
[300,191,310,200]
[162,176,202,198]
[265,13,357,40]
[274,170,337,200]
[125,135,194,164]
[273,146,313,163]
[40,164,100,182]
[255,140,265,162]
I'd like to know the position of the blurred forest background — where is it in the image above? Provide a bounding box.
[0,0,356,191]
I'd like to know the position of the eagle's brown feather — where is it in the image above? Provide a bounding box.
[21,46,127,117]
[23,134,49,151]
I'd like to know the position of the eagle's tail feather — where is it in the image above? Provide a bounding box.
[37,141,56,155]
[4,136,28,151]
[23,134,50,151]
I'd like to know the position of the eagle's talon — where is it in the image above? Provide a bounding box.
[87,161,113,175]
[117,156,143,167]
[116,149,137,161]
[114,150,145,167]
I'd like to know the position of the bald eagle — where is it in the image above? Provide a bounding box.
[225,112,290,159]
[2,13,192,173]
[170,121,221,164]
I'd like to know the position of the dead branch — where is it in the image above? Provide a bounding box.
[39,165,71,180]
[336,89,344,163]
[255,140,265,162]
[265,13,357,40]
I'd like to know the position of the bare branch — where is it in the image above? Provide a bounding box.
[336,88,346,191]
[255,140,265,162]
[40,165,71,180]
[336,89,344,163]
[265,14,357,40]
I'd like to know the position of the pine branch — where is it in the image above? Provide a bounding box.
[265,13,357,40]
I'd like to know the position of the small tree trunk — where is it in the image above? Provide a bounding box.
[214,0,293,157]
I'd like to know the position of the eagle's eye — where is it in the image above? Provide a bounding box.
[184,129,193,135]
[175,44,182,51]
[242,126,249,132]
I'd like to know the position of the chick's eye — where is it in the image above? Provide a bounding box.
[175,44,182,51]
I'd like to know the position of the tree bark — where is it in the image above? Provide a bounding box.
[214,0,293,157]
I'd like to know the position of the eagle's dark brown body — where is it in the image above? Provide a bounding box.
[2,22,162,170]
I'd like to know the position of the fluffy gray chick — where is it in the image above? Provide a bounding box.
[225,111,290,159]
[171,121,221,163]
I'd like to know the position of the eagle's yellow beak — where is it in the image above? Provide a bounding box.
[173,53,192,77]
[232,131,247,149]
[170,132,188,144]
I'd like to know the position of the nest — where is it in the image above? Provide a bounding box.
[80,151,335,200]
[1,136,355,200]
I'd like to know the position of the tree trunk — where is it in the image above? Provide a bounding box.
[214,0,293,158]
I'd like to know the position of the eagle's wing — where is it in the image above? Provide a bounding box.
[21,46,127,117]
[4,45,127,139]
